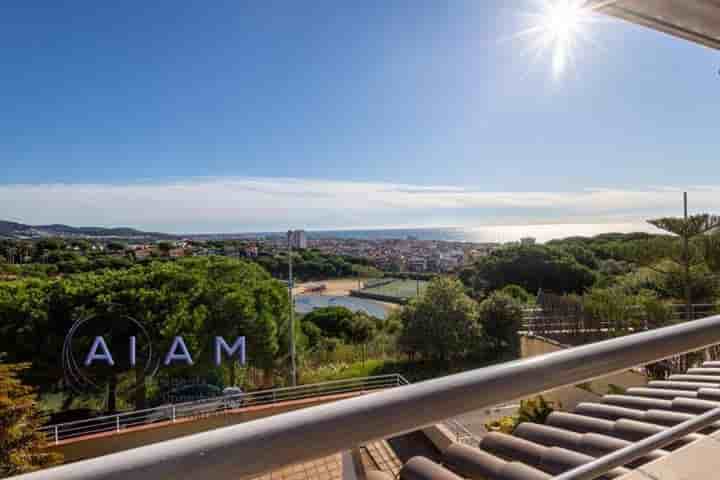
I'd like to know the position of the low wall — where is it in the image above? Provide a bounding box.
[363,279,396,289]
[349,290,408,305]
[520,334,567,358]
[422,424,456,453]
[520,334,648,410]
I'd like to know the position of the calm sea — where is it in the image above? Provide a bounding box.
[249,223,656,244]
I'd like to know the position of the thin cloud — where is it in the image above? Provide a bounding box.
[0,177,718,234]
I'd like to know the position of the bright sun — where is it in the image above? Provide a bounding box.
[548,1,582,38]
[518,0,597,78]
[544,1,585,75]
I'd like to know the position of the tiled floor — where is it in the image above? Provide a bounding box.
[252,454,343,480]
[362,440,403,477]
[248,438,401,480]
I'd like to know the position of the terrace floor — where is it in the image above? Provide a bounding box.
[619,432,720,479]
[252,454,343,480]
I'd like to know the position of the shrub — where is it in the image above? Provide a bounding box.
[485,396,556,434]
[637,292,674,329]
[582,286,641,336]
[499,284,534,304]
[516,396,556,425]
[0,363,62,475]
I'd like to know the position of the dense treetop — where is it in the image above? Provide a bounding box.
[0,257,291,411]
[460,244,596,297]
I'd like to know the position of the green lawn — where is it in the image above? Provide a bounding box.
[360,279,428,301]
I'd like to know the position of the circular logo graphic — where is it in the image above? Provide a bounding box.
[62,312,160,396]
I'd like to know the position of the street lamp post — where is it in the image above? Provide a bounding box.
[683,192,692,323]
[287,231,297,386]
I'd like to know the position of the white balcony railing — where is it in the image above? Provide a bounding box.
[38,374,407,445]
[15,314,720,480]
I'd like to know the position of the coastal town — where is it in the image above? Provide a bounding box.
[303,236,500,273]
[1,225,515,274]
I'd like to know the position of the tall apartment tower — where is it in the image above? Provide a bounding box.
[288,230,307,249]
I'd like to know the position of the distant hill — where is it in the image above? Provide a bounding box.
[0,221,175,239]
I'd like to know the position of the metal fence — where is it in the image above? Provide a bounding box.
[521,303,719,335]
[39,369,488,457]
[38,374,406,445]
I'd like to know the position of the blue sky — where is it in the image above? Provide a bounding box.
[1,1,719,235]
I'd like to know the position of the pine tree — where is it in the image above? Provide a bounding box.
[627,194,720,321]
[0,362,62,476]
[647,197,720,322]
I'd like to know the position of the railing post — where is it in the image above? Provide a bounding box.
[54,425,59,446]
[115,416,120,433]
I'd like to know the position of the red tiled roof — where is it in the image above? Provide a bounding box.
[370,360,720,480]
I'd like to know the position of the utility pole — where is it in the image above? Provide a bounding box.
[683,192,692,322]
[287,230,297,386]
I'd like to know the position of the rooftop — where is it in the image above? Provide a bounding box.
[368,360,720,480]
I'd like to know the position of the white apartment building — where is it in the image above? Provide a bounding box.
[288,230,308,249]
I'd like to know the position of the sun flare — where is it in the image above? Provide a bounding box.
[518,0,598,78]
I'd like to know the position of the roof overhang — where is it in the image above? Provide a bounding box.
[586,0,720,50]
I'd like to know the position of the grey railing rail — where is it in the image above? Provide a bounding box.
[15,313,720,480]
[38,374,405,444]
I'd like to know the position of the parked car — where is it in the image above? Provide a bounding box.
[222,386,245,409]
[170,384,224,403]
[145,384,246,421]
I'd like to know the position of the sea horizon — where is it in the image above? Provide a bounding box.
[186,222,662,244]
